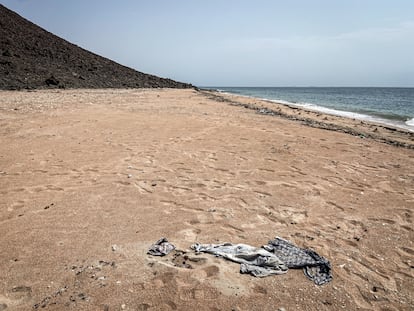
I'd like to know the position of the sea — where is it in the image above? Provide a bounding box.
[209,87,414,132]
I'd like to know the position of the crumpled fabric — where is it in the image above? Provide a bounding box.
[240,263,286,277]
[191,242,288,277]
[264,237,332,285]
[192,237,332,285]
[147,237,175,256]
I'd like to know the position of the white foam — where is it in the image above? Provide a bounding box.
[273,99,414,132]
[272,99,376,120]
[406,118,414,126]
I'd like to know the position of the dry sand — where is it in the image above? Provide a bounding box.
[0,88,413,311]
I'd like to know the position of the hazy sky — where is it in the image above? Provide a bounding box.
[2,0,414,87]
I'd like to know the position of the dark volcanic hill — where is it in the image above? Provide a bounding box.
[0,4,193,90]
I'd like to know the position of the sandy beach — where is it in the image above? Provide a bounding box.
[0,88,413,311]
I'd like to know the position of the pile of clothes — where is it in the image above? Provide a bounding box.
[148,236,332,285]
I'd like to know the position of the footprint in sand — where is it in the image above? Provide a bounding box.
[253,190,272,198]
[11,187,25,193]
[367,217,396,225]
[398,246,414,256]
[0,286,32,309]
[221,223,245,235]
[176,228,201,242]
[179,287,219,301]
[252,285,268,296]
[134,181,153,193]
[7,200,26,212]
[277,209,308,225]
[202,265,220,278]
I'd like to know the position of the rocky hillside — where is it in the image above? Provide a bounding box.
[0,4,193,90]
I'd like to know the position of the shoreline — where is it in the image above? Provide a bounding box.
[0,88,413,310]
[208,87,414,133]
[201,90,414,149]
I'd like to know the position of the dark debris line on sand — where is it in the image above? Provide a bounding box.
[200,90,414,150]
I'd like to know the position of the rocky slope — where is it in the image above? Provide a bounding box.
[0,4,193,90]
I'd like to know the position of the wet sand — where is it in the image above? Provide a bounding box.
[0,88,413,310]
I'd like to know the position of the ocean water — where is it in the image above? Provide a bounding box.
[211,87,414,132]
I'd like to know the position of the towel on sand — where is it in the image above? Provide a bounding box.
[192,237,332,285]
[191,242,288,277]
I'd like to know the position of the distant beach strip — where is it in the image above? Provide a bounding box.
[209,87,414,132]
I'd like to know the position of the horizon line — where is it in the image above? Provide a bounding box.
[201,86,414,88]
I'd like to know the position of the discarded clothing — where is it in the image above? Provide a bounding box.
[147,237,175,256]
[264,237,332,285]
[240,263,286,277]
[192,237,332,285]
[191,243,288,277]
